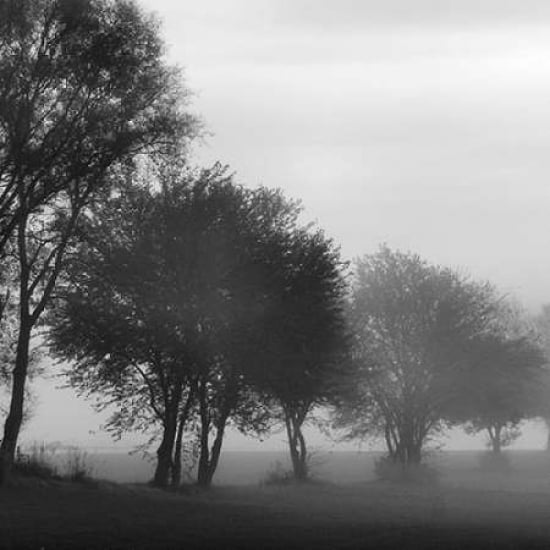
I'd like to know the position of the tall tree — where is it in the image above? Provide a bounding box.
[49,163,300,487]
[0,0,195,484]
[450,306,547,454]
[336,246,500,467]
[249,229,348,480]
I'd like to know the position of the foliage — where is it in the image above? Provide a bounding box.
[373,455,438,484]
[13,443,59,479]
[453,329,546,453]
[0,0,194,252]
[0,0,196,484]
[532,304,550,449]
[64,448,93,482]
[261,461,295,486]
[49,161,312,487]
[245,227,349,480]
[336,246,502,466]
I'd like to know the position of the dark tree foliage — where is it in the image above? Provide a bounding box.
[336,246,501,467]
[449,314,547,454]
[49,163,303,488]
[0,0,195,483]
[248,229,349,480]
[0,0,192,252]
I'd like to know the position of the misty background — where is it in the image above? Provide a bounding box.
[19,0,550,458]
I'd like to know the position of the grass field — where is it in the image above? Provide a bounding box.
[3,450,550,549]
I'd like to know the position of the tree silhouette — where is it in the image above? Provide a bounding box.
[0,0,195,484]
[50,162,309,487]
[248,229,348,480]
[338,246,500,467]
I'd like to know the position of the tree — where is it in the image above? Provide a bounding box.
[450,307,547,454]
[248,229,349,480]
[49,163,303,487]
[337,246,500,467]
[0,0,195,484]
[0,250,40,426]
[531,304,550,450]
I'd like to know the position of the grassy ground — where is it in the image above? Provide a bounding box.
[3,452,550,549]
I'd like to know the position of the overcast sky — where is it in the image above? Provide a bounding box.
[139,0,550,310]
[25,0,550,451]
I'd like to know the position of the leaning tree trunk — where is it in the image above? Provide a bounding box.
[197,420,228,488]
[196,386,230,487]
[0,322,31,485]
[153,415,178,488]
[153,385,184,488]
[284,407,308,481]
[0,219,33,487]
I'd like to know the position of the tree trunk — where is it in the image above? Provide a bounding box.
[199,421,227,488]
[487,424,502,454]
[196,379,211,487]
[407,443,422,465]
[153,416,178,488]
[196,411,229,487]
[284,409,308,481]
[171,415,186,488]
[171,388,195,488]
[196,374,234,488]
[384,423,396,459]
[0,318,31,485]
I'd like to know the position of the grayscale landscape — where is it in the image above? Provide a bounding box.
[3,1,550,548]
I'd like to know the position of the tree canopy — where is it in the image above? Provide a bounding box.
[49,162,327,486]
[0,0,196,484]
[335,246,504,466]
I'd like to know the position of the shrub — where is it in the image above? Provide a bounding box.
[64,448,93,483]
[14,443,59,479]
[374,456,439,484]
[261,461,295,486]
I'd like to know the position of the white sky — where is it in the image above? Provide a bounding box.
[22,0,550,452]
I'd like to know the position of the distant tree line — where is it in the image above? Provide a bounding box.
[1,0,550,489]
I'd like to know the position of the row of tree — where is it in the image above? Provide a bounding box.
[335,248,549,466]
[47,160,347,487]
[1,0,550,489]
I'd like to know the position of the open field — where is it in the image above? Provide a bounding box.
[3,451,550,549]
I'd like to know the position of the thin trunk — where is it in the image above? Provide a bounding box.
[0,212,31,486]
[487,425,502,454]
[296,425,308,479]
[0,323,31,485]
[284,409,308,481]
[384,423,395,459]
[153,416,178,488]
[201,419,227,487]
[196,378,209,486]
[171,415,186,488]
[171,388,195,487]
[197,405,230,486]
